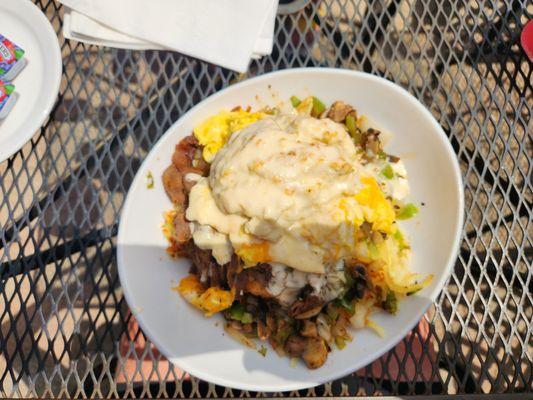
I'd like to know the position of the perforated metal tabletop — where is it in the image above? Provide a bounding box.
[0,0,531,397]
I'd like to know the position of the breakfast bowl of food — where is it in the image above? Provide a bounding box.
[117,68,463,391]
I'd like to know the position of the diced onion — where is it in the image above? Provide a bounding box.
[316,314,332,342]
[350,300,373,329]
[366,319,385,338]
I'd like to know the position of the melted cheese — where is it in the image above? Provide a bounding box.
[186,114,405,274]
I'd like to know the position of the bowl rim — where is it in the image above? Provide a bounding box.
[117,67,465,391]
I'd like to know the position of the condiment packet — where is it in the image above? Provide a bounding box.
[0,80,17,119]
[0,34,26,80]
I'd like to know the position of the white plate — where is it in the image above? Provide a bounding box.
[117,68,464,392]
[0,0,62,163]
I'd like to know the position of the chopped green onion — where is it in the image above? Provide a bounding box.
[381,164,394,179]
[290,96,301,108]
[241,312,254,324]
[382,291,398,315]
[393,230,408,251]
[146,171,154,189]
[345,114,356,135]
[393,230,403,242]
[336,296,355,314]
[226,303,245,321]
[346,116,364,145]
[335,336,346,350]
[396,203,419,220]
[312,96,326,116]
[377,151,388,160]
[346,118,363,145]
[258,345,267,357]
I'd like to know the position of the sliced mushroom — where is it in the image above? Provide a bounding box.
[226,255,243,291]
[362,128,382,154]
[300,320,318,338]
[290,295,323,319]
[228,320,243,331]
[266,313,276,332]
[257,320,269,340]
[326,101,356,123]
[294,305,323,319]
[345,262,369,300]
[242,323,254,334]
[244,266,274,299]
[284,335,307,357]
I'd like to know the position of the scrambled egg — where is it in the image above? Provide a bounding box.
[175,275,234,316]
[337,176,396,235]
[236,242,271,267]
[193,109,265,162]
[354,177,396,234]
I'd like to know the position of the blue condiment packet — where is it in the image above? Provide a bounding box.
[0,34,26,81]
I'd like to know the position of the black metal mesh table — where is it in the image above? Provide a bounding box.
[1,0,531,397]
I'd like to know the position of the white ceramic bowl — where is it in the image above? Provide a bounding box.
[117,68,464,392]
